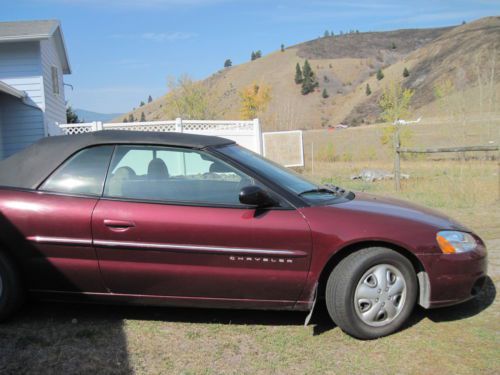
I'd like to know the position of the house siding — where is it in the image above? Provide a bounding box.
[0,94,44,158]
[40,38,66,135]
[0,41,45,157]
[0,42,44,108]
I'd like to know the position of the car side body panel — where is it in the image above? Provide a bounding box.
[0,189,106,293]
[296,193,487,308]
[92,199,312,306]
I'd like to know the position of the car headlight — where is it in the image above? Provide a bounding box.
[436,231,477,254]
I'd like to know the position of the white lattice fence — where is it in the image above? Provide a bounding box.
[58,118,262,154]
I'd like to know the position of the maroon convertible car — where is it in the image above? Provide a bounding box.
[0,131,487,339]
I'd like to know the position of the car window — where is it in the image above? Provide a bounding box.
[104,145,258,206]
[40,146,114,196]
[219,144,318,194]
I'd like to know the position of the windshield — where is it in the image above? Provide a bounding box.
[218,144,349,203]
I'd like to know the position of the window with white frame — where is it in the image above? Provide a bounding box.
[51,66,59,95]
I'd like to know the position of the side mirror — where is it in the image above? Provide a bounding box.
[239,186,278,208]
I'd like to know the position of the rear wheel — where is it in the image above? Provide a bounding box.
[0,252,24,321]
[326,247,417,339]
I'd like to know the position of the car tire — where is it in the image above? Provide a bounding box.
[0,251,24,322]
[326,247,417,339]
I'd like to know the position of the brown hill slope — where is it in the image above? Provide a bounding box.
[119,17,500,130]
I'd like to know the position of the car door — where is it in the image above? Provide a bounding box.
[92,145,312,305]
[0,145,114,293]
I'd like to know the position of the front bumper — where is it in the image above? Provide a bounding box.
[418,244,487,308]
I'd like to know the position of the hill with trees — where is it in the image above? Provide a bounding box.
[118,17,500,131]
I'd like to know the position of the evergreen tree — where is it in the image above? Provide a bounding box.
[140,101,145,107]
[376,69,384,80]
[148,95,153,103]
[324,30,330,37]
[224,59,232,68]
[251,51,256,61]
[140,112,146,122]
[322,88,329,98]
[128,114,134,122]
[294,63,303,84]
[255,50,262,58]
[366,83,372,96]
[66,106,80,123]
[301,59,318,95]
[331,31,334,36]
[281,44,285,52]
[391,42,396,49]
[403,67,410,77]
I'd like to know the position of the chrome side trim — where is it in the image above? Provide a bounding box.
[93,239,307,257]
[28,236,92,246]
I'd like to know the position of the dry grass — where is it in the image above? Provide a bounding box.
[1,154,499,375]
[3,115,500,374]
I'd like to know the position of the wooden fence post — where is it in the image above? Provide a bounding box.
[393,127,401,191]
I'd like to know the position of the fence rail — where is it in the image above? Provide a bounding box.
[393,128,499,191]
[397,145,499,154]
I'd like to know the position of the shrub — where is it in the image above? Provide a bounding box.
[376,69,384,80]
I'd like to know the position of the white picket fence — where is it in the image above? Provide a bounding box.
[57,118,262,154]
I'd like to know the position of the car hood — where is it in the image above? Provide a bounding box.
[329,192,470,232]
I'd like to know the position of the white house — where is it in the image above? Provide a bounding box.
[0,20,70,159]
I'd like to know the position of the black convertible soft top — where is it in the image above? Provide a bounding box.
[0,130,235,189]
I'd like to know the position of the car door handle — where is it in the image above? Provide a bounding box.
[103,219,135,230]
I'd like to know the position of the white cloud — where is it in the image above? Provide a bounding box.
[43,0,232,9]
[141,32,198,42]
[110,32,197,43]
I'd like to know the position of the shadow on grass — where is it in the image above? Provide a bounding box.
[1,274,495,373]
[0,212,132,375]
[0,303,133,375]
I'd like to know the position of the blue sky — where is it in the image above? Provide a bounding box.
[2,0,499,114]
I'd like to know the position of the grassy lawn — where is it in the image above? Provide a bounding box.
[1,151,499,374]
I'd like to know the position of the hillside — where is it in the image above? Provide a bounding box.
[75,109,123,122]
[119,16,500,131]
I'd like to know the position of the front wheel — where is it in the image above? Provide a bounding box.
[326,247,417,339]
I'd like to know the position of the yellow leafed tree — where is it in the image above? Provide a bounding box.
[379,81,415,146]
[239,83,271,120]
[165,75,214,120]
[379,81,414,124]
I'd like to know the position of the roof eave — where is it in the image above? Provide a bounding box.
[0,81,26,99]
[0,23,71,75]
[53,26,71,74]
[0,34,51,43]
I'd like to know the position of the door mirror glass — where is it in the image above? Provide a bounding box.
[239,186,278,208]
